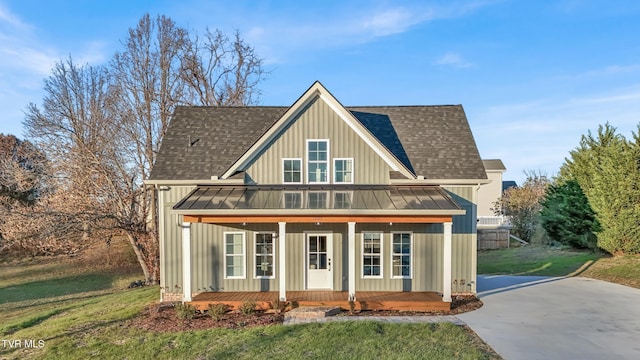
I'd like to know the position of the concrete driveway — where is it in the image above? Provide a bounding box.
[458,275,640,360]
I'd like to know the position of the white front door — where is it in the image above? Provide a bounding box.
[306,233,333,289]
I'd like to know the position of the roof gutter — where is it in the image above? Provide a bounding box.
[390,178,491,185]
[171,209,466,216]
[144,179,245,186]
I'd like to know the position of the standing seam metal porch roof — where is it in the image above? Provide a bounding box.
[172,185,464,215]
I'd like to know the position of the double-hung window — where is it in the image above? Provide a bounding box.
[307,140,329,183]
[282,158,302,183]
[224,232,245,279]
[334,158,353,184]
[255,233,275,278]
[391,232,412,278]
[362,232,383,278]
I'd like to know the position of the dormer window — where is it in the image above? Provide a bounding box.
[283,158,302,183]
[307,140,329,183]
[334,158,353,184]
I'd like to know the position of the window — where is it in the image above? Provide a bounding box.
[282,158,302,183]
[307,140,329,183]
[334,158,353,184]
[224,232,245,279]
[255,233,275,278]
[333,191,352,209]
[283,192,302,209]
[308,191,328,209]
[362,232,383,278]
[392,232,412,278]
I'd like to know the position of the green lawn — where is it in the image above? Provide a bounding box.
[1,244,500,360]
[579,255,640,289]
[478,245,640,289]
[477,246,600,276]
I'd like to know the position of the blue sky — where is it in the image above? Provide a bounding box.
[2,0,640,183]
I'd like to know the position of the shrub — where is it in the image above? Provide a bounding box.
[271,297,288,313]
[208,303,229,321]
[174,302,196,319]
[239,300,257,315]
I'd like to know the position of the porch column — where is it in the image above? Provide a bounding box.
[443,221,453,303]
[348,222,356,300]
[182,221,192,302]
[278,222,287,301]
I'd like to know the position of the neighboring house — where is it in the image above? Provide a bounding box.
[477,159,506,220]
[146,81,488,309]
[477,159,512,249]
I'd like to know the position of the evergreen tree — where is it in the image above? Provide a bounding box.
[560,124,640,254]
[540,180,599,250]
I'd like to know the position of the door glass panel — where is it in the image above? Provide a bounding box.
[308,235,328,270]
[309,254,318,269]
[319,254,327,269]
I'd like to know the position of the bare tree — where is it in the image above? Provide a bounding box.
[182,29,265,106]
[109,14,193,282]
[0,134,50,205]
[19,14,266,282]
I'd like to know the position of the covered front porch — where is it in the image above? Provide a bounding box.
[188,290,450,312]
[174,185,465,306]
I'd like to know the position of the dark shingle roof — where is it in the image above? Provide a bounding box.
[149,106,287,180]
[149,104,487,181]
[350,106,486,180]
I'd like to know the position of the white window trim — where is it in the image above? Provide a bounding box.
[361,232,384,279]
[306,139,330,184]
[282,191,303,209]
[391,231,413,279]
[282,158,303,184]
[254,232,276,279]
[224,231,246,279]
[333,157,354,184]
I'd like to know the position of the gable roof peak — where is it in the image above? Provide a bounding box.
[220,81,416,180]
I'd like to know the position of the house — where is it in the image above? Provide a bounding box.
[146,81,488,311]
[477,159,506,220]
[477,159,513,249]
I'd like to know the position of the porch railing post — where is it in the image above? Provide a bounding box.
[182,221,192,302]
[443,221,453,302]
[348,221,356,301]
[278,222,287,301]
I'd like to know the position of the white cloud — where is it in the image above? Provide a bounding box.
[243,2,495,64]
[435,52,474,68]
[359,7,426,37]
[558,64,640,80]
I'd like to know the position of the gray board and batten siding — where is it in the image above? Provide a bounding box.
[245,97,392,184]
[158,185,477,298]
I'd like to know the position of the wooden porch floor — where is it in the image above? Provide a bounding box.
[188,291,449,312]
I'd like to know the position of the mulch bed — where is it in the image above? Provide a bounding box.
[131,295,482,332]
[132,303,284,332]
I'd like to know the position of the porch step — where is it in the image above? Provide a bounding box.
[284,306,341,320]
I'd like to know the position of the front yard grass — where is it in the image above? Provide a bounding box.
[1,241,500,360]
[478,245,640,289]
